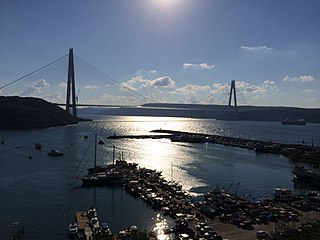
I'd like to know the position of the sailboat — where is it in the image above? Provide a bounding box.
[78,134,124,186]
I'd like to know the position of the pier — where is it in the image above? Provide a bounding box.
[108,129,320,165]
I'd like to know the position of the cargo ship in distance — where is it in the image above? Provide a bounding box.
[281,118,306,125]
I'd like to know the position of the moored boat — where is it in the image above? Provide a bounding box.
[281,118,305,125]
[274,188,293,202]
[292,164,320,185]
[77,134,125,186]
[80,170,124,186]
[68,223,78,238]
[35,143,41,150]
[47,149,64,156]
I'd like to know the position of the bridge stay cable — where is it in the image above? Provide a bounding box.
[1,50,159,107]
[0,54,69,90]
[74,54,158,104]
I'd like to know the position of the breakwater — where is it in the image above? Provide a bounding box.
[108,129,320,165]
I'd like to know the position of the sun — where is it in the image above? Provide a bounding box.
[152,0,181,9]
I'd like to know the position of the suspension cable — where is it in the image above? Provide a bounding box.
[74,54,158,103]
[0,54,69,90]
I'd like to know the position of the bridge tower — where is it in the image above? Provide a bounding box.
[228,80,237,110]
[66,48,77,118]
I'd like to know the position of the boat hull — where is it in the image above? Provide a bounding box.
[281,119,305,125]
[80,176,124,186]
[292,165,320,185]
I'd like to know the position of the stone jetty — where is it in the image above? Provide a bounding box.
[108,129,320,165]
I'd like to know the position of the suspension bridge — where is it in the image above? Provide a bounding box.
[0,48,238,118]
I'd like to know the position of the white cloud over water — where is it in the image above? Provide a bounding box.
[121,76,176,92]
[283,75,314,82]
[240,45,273,55]
[240,46,272,52]
[85,85,99,89]
[183,63,215,70]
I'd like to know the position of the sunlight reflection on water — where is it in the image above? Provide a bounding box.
[151,213,175,240]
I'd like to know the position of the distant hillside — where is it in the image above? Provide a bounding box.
[0,96,80,130]
[79,103,320,123]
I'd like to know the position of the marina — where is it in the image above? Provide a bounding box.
[71,161,320,240]
[1,116,320,239]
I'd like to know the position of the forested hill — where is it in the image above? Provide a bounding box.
[0,96,79,130]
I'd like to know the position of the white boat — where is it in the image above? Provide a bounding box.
[68,223,78,237]
[274,188,293,202]
[89,217,100,233]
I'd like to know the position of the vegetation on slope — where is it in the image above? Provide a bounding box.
[0,96,79,130]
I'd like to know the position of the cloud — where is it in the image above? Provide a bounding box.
[121,76,176,91]
[175,84,211,95]
[303,89,317,93]
[236,80,276,94]
[171,84,212,104]
[146,76,175,88]
[18,79,50,96]
[33,79,49,88]
[100,93,147,106]
[211,83,230,94]
[85,85,99,89]
[183,63,215,70]
[120,76,147,91]
[120,83,138,92]
[59,82,67,88]
[210,80,277,104]
[45,92,62,101]
[240,45,273,54]
[136,68,158,75]
[240,46,277,57]
[283,75,314,82]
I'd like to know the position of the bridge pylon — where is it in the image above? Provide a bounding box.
[66,48,77,118]
[228,80,237,110]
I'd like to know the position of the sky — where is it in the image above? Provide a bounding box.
[0,0,319,108]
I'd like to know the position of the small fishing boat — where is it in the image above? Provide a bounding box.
[47,149,64,156]
[35,143,41,150]
[281,118,305,125]
[68,223,78,238]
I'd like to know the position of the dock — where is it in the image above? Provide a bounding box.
[73,161,320,240]
[108,129,320,165]
[75,211,93,240]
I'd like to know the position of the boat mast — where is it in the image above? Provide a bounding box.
[113,145,115,166]
[94,133,97,170]
[171,161,173,181]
